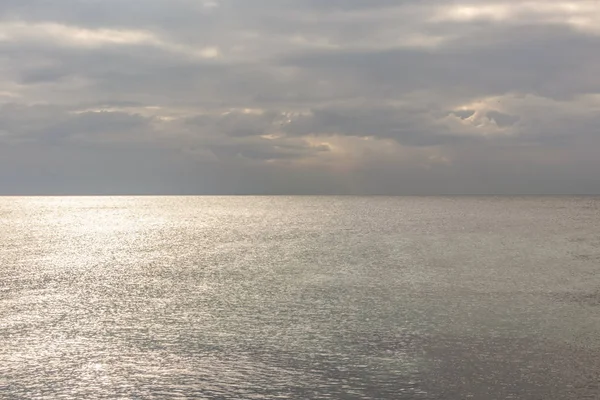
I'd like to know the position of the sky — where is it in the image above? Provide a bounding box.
[1,0,599,195]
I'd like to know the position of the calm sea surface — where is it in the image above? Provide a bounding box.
[1,196,599,399]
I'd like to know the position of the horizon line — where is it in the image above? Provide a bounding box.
[1,193,599,197]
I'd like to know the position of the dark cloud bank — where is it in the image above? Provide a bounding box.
[1,0,599,194]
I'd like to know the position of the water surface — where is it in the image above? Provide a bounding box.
[1,196,599,399]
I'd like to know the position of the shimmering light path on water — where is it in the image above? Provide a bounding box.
[1,197,599,399]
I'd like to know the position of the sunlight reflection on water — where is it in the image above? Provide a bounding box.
[1,196,599,399]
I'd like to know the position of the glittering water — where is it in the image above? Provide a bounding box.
[1,196,599,399]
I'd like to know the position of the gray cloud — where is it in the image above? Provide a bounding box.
[282,25,600,100]
[1,0,599,194]
[0,104,151,144]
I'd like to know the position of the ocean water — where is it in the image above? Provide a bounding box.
[1,196,599,399]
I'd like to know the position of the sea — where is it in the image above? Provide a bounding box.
[1,196,599,399]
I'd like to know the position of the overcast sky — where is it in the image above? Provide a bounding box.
[1,0,599,194]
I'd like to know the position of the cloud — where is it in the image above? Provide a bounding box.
[0,0,599,194]
[432,1,600,35]
[0,103,152,144]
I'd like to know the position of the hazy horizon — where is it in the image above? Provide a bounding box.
[1,1,599,194]
[3,193,600,197]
